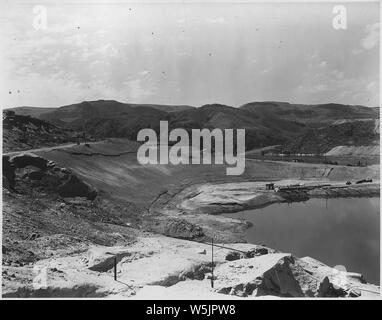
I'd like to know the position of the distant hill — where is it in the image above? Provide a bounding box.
[139,104,194,113]
[240,101,378,125]
[7,106,56,118]
[168,104,306,149]
[5,100,379,154]
[8,101,195,141]
[284,119,379,154]
[9,100,193,125]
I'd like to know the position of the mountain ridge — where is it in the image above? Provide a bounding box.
[5,99,379,154]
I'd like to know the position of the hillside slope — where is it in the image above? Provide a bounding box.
[284,120,379,154]
[2,110,78,153]
[240,101,378,125]
[6,107,56,118]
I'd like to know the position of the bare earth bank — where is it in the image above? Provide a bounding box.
[2,140,380,298]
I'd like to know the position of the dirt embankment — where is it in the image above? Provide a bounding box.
[2,139,380,298]
[16,139,381,241]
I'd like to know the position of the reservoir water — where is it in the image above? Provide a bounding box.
[223,197,380,284]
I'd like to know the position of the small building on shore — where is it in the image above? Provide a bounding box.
[265,183,275,190]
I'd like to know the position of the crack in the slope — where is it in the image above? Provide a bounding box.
[148,189,169,213]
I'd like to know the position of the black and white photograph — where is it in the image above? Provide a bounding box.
[0,0,380,302]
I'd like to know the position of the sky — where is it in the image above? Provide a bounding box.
[0,0,380,108]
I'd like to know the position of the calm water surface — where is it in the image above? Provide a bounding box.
[223,197,380,284]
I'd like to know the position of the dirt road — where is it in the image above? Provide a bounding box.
[3,141,101,157]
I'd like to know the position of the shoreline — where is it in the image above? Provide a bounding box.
[221,197,380,286]
[167,180,380,216]
[144,179,380,244]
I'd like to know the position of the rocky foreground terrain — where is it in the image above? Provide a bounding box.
[2,140,380,298]
[3,235,380,298]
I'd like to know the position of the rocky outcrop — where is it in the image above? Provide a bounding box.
[215,254,305,297]
[225,246,274,261]
[317,276,347,297]
[28,170,45,180]
[2,156,15,190]
[146,218,205,240]
[11,153,48,170]
[2,153,97,200]
[163,219,205,240]
[57,175,97,200]
[209,252,379,298]
[2,236,379,299]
